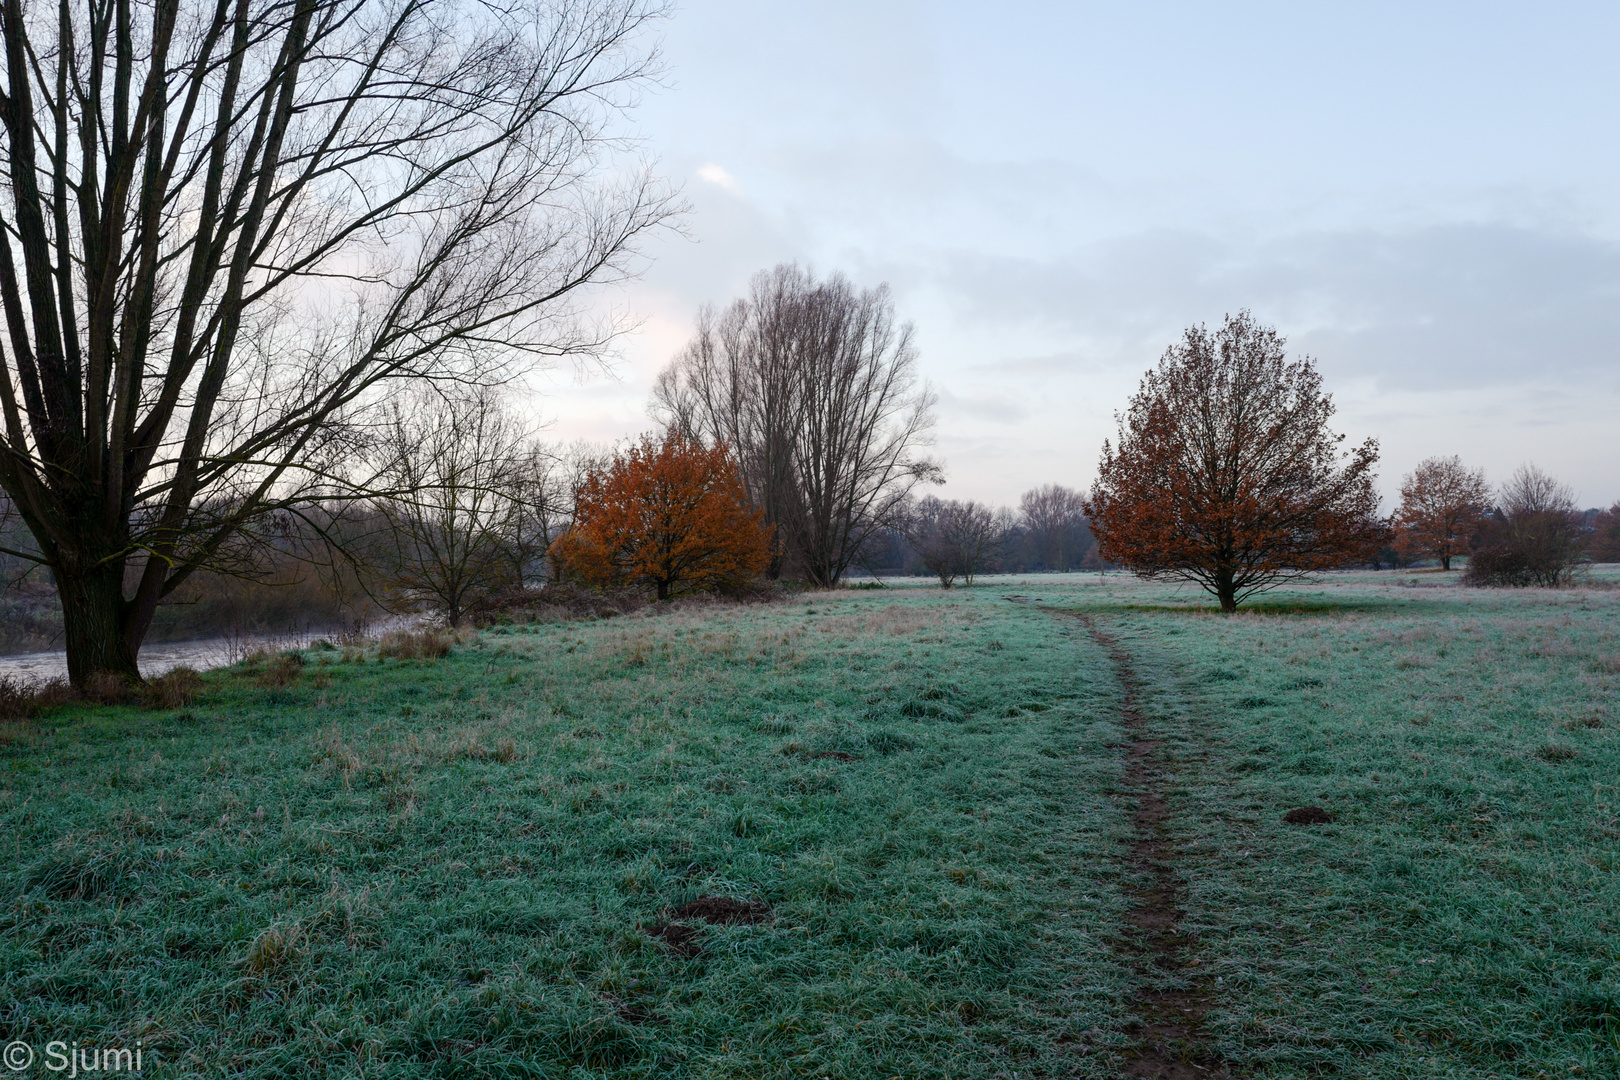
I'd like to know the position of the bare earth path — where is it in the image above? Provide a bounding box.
[1077,614,1236,1080]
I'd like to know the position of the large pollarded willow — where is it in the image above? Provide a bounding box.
[0,0,670,684]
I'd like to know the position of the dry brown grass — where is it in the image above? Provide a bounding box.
[317,728,364,778]
[377,627,463,660]
[238,923,304,974]
[0,673,76,719]
[813,601,979,640]
[1561,713,1606,731]
[446,734,521,763]
[146,666,203,708]
[2,666,209,721]
[81,671,139,705]
[255,654,304,688]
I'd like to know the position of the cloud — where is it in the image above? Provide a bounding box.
[696,163,740,192]
[936,386,1031,424]
[924,222,1620,390]
[555,139,1620,506]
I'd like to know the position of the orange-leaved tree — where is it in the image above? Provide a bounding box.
[1392,455,1491,570]
[554,433,773,600]
[1086,312,1382,611]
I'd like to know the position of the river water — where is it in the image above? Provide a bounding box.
[0,613,425,683]
[0,632,319,684]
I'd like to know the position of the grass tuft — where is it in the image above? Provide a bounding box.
[144,665,202,708]
[377,627,459,660]
[237,923,304,974]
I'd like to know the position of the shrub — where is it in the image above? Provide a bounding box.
[474,583,644,624]
[1464,465,1585,588]
[3,670,198,718]
[1463,544,1535,588]
[0,675,73,722]
[553,431,772,601]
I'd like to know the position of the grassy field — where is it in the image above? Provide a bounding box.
[1,572,1617,1078]
[1085,569,1620,1079]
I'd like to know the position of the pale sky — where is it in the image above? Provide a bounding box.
[535,0,1620,509]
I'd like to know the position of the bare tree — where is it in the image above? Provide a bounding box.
[905,497,1000,588]
[653,264,939,587]
[1499,463,1577,519]
[654,272,804,575]
[905,497,960,588]
[500,442,579,587]
[1017,484,1091,571]
[1465,463,1585,587]
[367,386,529,627]
[0,0,673,685]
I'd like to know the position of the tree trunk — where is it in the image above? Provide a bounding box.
[656,579,671,601]
[57,565,143,687]
[1441,555,1451,571]
[1214,572,1238,613]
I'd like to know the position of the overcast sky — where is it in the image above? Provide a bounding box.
[538,0,1620,508]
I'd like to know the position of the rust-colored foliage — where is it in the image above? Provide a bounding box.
[554,433,773,600]
[1392,456,1491,571]
[1086,312,1382,611]
[1589,503,1620,564]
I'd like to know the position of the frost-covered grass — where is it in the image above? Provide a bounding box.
[1053,569,1620,1078]
[0,590,1134,1078]
[3,571,1617,1078]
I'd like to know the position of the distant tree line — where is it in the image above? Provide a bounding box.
[1390,457,1603,587]
[857,485,1104,587]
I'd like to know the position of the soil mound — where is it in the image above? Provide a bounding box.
[646,896,770,955]
[672,895,772,924]
[645,922,703,956]
[1283,805,1333,825]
